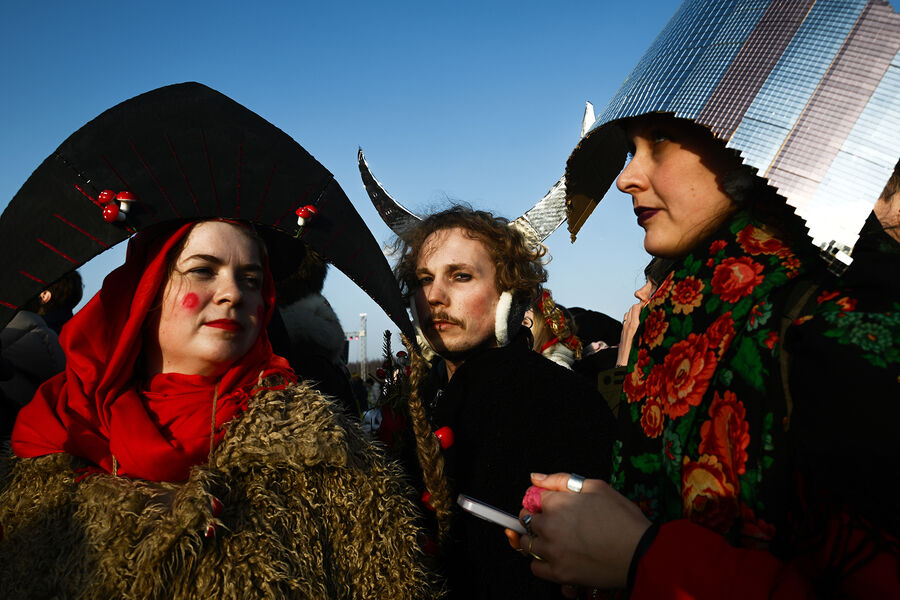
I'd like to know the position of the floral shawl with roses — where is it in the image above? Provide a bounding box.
[611,208,821,549]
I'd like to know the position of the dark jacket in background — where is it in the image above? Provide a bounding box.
[0,311,65,436]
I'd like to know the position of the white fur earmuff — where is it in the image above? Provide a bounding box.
[494,291,514,347]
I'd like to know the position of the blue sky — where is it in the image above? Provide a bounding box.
[0,0,680,358]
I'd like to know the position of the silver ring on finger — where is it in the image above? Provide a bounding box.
[566,473,585,493]
[521,512,535,536]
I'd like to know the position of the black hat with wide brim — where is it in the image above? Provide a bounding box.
[0,82,413,340]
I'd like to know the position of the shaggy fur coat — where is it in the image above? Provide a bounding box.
[0,382,436,599]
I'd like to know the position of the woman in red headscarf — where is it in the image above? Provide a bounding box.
[0,220,434,599]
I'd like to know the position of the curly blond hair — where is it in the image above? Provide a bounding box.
[394,206,547,546]
[394,206,547,306]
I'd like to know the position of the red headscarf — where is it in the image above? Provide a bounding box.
[11,221,295,481]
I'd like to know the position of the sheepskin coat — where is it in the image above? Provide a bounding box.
[0,381,436,599]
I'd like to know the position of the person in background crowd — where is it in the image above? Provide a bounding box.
[567,306,624,405]
[567,306,622,361]
[525,290,582,370]
[0,274,78,433]
[21,270,83,335]
[616,257,676,368]
[267,240,360,417]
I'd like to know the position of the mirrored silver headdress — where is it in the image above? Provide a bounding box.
[566,0,900,261]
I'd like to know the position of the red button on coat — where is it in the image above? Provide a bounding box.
[434,426,454,450]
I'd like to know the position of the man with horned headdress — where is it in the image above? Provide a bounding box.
[359,152,616,599]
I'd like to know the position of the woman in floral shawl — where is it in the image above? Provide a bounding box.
[509,113,900,598]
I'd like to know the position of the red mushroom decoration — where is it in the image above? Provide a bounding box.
[102,203,123,223]
[295,204,318,228]
[99,189,133,223]
[115,190,136,214]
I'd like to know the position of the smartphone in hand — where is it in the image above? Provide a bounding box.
[457,494,526,534]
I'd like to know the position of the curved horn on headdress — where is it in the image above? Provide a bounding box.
[358,149,423,236]
[509,179,568,246]
[360,102,594,247]
[511,101,597,246]
[580,101,595,140]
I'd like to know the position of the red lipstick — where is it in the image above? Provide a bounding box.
[204,319,242,331]
[634,207,660,226]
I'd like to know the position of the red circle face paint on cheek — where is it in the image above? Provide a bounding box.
[181,292,199,310]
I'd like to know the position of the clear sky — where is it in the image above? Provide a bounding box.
[0,0,680,360]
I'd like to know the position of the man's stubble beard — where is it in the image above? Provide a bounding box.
[427,326,498,366]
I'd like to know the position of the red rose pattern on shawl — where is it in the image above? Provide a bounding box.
[641,398,665,438]
[624,348,651,402]
[698,390,750,484]
[642,309,669,349]
[671,277,704,315]
[737,225,785,256]
[682,454,739,533]
[706,312,736,353]
[648,272,674,309]
[711,256,765,303]
[616,217,814,544]
[656,334,718,419]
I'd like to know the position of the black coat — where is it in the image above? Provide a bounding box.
[429,341,616,600]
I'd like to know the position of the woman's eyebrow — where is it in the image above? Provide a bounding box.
[182,254,263,271]
[182,253,224,264]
